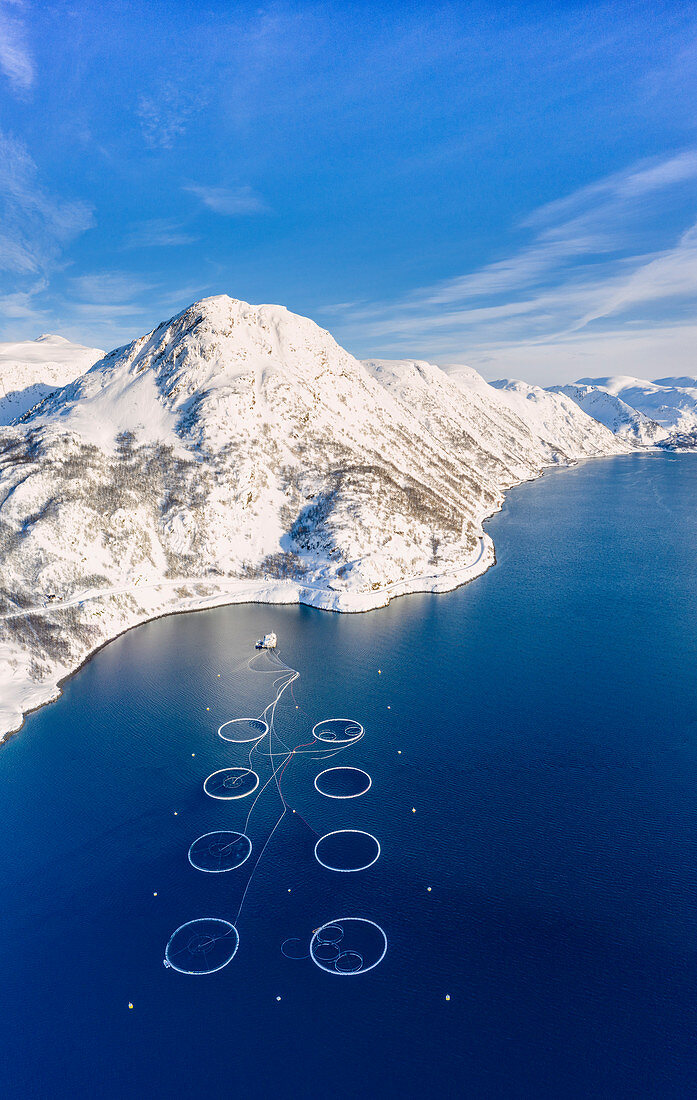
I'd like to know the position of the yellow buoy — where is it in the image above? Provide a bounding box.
[128,1002,134,1009]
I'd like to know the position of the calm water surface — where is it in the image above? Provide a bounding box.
[2,453,697,1097]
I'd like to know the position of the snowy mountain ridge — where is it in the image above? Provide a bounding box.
[570,374,697,446]
[0,294,628,741]
[0,334,103,426]
[547,383,668,446]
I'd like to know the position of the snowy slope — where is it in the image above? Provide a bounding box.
[0,334,103,426]
[0,296,626,741]
[548,383,667,445]
[576,375,697,441]
[488,378,627,457]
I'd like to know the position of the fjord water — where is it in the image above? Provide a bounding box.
[2,453,697,1097]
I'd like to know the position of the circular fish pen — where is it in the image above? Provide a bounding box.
[188,830,252,873]
[314,829,381,873]
[203,767,259,800]
[314,766,372,799]
[218,718,269,743]
[164,918,239,974]
[312,718,364,745]
[310,918,387,976]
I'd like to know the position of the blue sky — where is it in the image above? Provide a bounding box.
[0,0,696,383]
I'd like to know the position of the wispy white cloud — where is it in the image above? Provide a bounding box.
[184,183,269,216]
[326,151,697,384]
[0,0,33,95]
[122,217,196,249]
[0,129,93,337]
[68,272,155,306]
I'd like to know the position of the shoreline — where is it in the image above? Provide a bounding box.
[7,448,679,745]
[0,532,496,745]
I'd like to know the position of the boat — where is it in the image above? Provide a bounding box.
[255,632,277,650]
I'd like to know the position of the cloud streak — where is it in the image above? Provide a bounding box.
[184,183,269,216]
[326,151,697,384]
[0,130,94,277]
[0,0,33,95]
[122,218,196,249]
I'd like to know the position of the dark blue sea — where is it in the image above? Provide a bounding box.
[2,453,697,1098]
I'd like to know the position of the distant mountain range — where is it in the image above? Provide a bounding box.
[0,295,693,741]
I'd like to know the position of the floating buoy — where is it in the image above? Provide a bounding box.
[411,807,416,813]
[398,750,402,754]
[153,892,158,897]
[445,994,450,1002]
[173,811,178,816]
[206,707,210,712]
[427,886,432,892]
[128,1002,134,1009]
[276,996,282,1002]
[378,669,381,674]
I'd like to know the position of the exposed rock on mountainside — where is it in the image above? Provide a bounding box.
[0,295,627,740]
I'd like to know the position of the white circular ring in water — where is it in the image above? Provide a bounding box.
[188,830,252,873]
[314,829,381,873]
[281,937,310,960]
[203,767,260,800]
[314,766,372,799]
[312,718,364,744]
[164,918,239,975]
[310,918,387,976]
[218,718,269,743]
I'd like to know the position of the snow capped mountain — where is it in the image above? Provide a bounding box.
[0,334,103,426]
[575,375,697,444]
[0,295,627,741]
[548,383,667,446]
[487,378,626,458]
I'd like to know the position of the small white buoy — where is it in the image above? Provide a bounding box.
[287,888,291,893]
[427,886,432,893]
[191,753,195,757]
[445,994,450,1002]
[387,705,391,710]
[153,892,158,897]
[276,996,282,1002]
[411,807,416,813]
[173,811,178,816]
[398,750,402,754]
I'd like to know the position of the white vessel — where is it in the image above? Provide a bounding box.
[255,632,277,650]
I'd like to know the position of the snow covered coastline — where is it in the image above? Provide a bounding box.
[0,535,497,741]
[0,294,634,742]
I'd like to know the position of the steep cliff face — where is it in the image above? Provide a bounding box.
[0,295,627,739]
